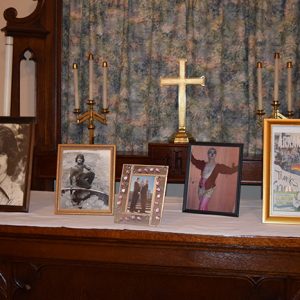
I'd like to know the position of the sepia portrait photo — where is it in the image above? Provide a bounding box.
[0,117,35,212]
[55,144,116,215]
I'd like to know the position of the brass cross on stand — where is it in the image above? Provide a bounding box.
[160,59,205,143]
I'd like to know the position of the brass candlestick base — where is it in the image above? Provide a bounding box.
[74,99,107,144]
[287,110,294,118]
[256,100,293,123]
[169,128,195,144]
[101,108,109,114]
[256,109,265,127]
[271,101,286,119]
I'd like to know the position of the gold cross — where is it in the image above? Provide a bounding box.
[160,59,205,143]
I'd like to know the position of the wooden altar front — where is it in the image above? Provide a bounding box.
[0,191,300,299]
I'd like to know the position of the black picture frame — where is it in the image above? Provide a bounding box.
[183,142,243,217]
[0,117,35,212]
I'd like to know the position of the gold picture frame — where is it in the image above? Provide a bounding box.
[114,164,169,226]
[263,118,300,224]
[55,144,116,215]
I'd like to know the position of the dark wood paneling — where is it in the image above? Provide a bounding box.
[0,225,300,299]
[1,0,61,191]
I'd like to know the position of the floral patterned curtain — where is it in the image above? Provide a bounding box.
[61,0,300,156]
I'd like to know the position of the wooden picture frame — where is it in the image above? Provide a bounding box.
[0,117,35,212]
[55,144,116,215]
[183,142,243,217]
[263,118,300,224]
[114,164,169,226]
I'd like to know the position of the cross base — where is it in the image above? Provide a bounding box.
[169,129,195,144]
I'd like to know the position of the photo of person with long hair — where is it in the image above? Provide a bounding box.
[0,125,24,206]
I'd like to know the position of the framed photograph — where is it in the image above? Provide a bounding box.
[55,144,116,215]
[183,142,243,217]
[263,118,300,224]
[0,117,35,212]
[114,164,169,226]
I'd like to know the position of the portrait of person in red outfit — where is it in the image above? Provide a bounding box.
[183,143,243,217]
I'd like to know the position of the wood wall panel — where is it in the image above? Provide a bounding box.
[0,226,300,299]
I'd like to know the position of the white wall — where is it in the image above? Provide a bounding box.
[0,0,37,115]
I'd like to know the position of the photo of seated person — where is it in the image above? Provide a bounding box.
[70,153,95,190]
[69,153,96,206]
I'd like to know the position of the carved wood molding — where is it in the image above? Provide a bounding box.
[1,253,300,299]
[0,263,9,299]
[2,0,48,38]
[0,261,42,299]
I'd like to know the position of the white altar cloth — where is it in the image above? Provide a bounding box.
[0,190,299,238]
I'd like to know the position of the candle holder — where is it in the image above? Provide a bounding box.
[74,100,108,144]
[256,109,265,127]
[256,101,294,124]
[256,102,293,129]
[256,55,294,124]
[73,56,109,144]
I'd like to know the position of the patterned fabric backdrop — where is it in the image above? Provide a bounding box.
[61,0,300,156]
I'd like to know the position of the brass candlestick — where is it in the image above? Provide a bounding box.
[256,109,265,127]
[256,100,294,122]
[256,100,292,128]
[72,58,109,144]
[256,55,294,123]
[74,100,108,144]
[271,100,288,119]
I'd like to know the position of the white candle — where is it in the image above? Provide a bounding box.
[3,36,14,116]
[88,53,94,100]
[102,61,108,109]
[273,53,280,103]
[287,61,293,112]
[257,62,263,110]
[73,63,80,109]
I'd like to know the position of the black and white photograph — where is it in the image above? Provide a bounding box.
[0,117,35,212]
[114,164,169,226]
[55,144,116,215]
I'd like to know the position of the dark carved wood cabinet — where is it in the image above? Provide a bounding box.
[0,225,300,299]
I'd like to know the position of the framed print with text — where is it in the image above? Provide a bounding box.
[55,144,116,215]
[263,118,300,224]
[183,142,243,217]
